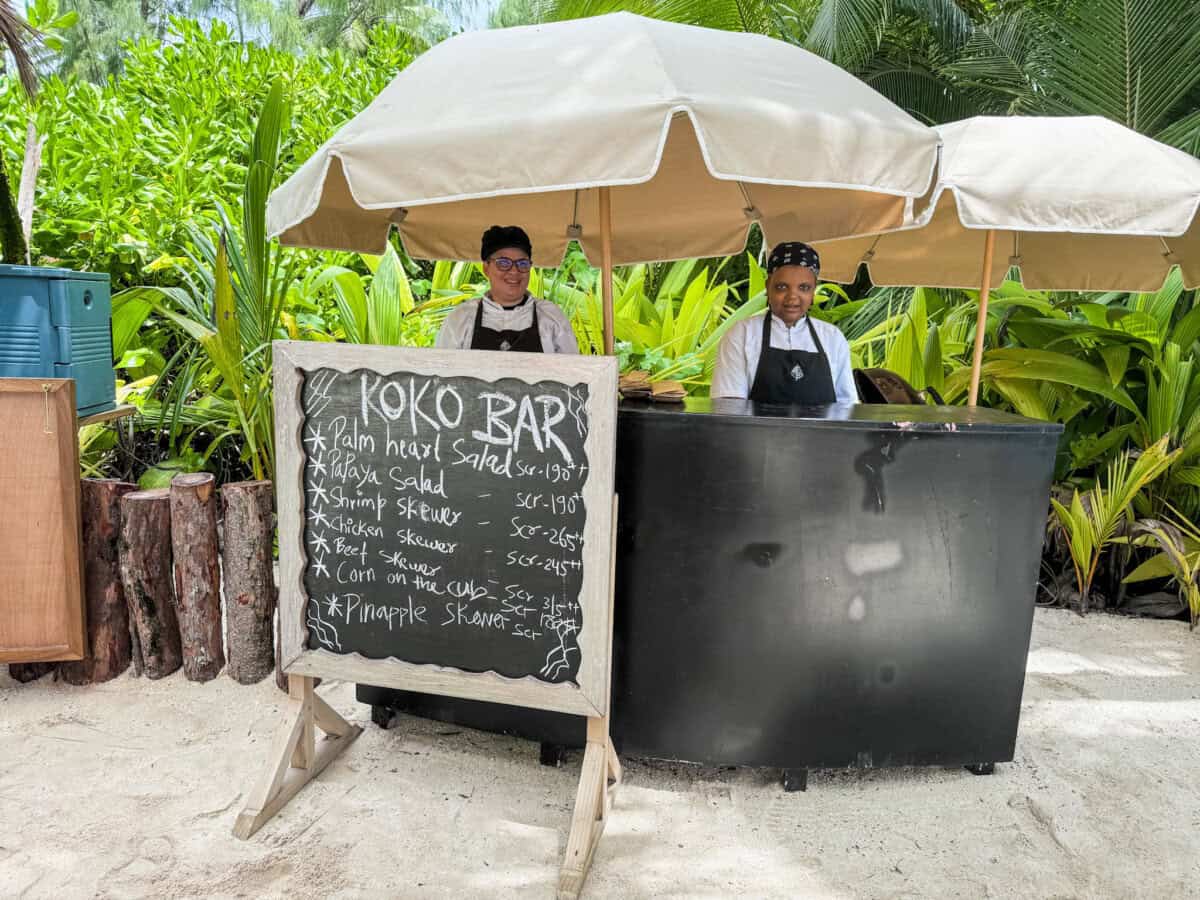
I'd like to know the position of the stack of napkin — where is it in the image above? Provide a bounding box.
[619,370,686,403]
[649,381,686,402]
[618,371,652,398]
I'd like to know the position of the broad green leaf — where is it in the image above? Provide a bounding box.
[366,245,412,344]
[972,348,1138,412]
[992,378,1051,420]
[328,271,369,344]
[1170,304,1200,350]
[1122,552,1180,583]
[923,323,945,394]
[1098,344,1131,386]
[1135,267,1184,331]
[1172,466,1200,488]
[748,253,764,301]
[110,289,155,360]
[212,233,243,398]
[1111,309,1164,345]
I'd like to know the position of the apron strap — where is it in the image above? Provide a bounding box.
[804,316,828,361]
[470,299,485,347]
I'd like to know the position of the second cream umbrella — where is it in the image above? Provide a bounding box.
[814,116,1200,404]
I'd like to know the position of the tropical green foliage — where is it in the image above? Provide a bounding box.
[1051,437,1179,610]
[40,0,469,77]
[0,15,422,283]
[121,78,296,480]
[1124,513,1200,628]
[2,7,1199,623]
[520,0,1200,152]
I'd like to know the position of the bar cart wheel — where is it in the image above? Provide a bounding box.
[540,742,567,767]
[965,763,995,776]
[781,768,808,792]
[371,703,396,730]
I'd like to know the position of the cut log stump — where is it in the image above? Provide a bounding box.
[222,480,277,685]
[59,479,137,685]
[120,489,182,680]
[170,473,224,682]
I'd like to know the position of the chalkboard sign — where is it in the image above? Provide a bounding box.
[274,342,617,717]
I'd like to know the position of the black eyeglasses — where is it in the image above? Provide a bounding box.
[489,256,533,273]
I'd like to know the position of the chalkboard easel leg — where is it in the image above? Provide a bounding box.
[231,674,363,840]
[557,715,621,900]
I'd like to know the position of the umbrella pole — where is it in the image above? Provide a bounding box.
[967,229,997,407]
[599,187,615,356]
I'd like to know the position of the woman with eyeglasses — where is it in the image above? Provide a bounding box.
[434,225,579,354]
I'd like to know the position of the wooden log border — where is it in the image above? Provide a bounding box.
[272,340,618,718]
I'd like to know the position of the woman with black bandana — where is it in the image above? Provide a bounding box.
[711,242,857,405]
[434,225,579,354]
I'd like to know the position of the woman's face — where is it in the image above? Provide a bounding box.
[483,248,532,306]
[767,265,817,326]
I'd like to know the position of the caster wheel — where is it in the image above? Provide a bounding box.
[965,763,995,776]
[782,768,808,792]
[540,742,567,767]
[371,704,395,730]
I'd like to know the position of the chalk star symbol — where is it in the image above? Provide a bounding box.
[308,482,328,505]
[324,593,342,617]
[309,506,330,529]
[312,555,330,578]
[309,456,327,477]
[311,531,330,554]
[304,426,327,455]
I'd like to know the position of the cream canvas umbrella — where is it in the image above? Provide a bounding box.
[267,12,941,353]
[813,116,1200,405]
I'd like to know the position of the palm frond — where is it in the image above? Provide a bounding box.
[941,10,1037,110]
[0,0,40,98]
[805,0,888,68]
[895,0,973,54]
[862,62,979,124]
[1033,0,1200,134]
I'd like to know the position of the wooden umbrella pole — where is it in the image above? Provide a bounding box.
[967,229,997,407]
[599,187,615,356]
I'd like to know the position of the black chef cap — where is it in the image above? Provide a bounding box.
[481,225,533,261]
[766,241,820,278]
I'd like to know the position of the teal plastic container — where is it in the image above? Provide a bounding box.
[0,264,115,416]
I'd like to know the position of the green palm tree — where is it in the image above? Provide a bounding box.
[54,0,156,81]
[521,0,1200,154]
[492,0,796,34]
[812,0,1200,150]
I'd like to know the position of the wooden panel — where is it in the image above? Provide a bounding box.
[273,341,617,717]
[0,379,86,662]
[77,404,136,428]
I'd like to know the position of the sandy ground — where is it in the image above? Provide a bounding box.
[2,608,1199,899]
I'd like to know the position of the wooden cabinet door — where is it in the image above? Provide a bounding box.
[0,378,86,662]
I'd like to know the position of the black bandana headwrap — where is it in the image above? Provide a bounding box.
[766,241,820,278]
[481,225,533,261]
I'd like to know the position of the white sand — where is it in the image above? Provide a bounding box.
[2,608,1199,899]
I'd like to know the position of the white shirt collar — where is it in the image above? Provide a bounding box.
[771,313,809,331]
[483,292,533,311]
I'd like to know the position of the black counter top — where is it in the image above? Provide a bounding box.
[617,398,1063,435]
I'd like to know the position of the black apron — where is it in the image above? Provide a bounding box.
[469,296,544,353]
[748,312,837,405]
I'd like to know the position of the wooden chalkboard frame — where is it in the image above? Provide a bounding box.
[0,379,86,663]
[273,340,619,718]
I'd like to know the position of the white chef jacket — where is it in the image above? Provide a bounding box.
[711,311,858,403]
[434,294,579,354]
